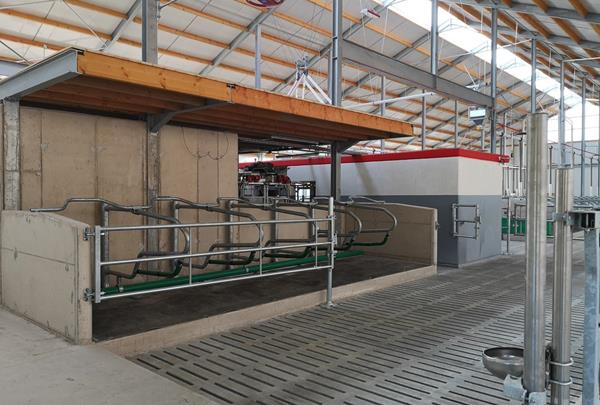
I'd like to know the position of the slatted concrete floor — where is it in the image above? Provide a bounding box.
[132,249,586,404]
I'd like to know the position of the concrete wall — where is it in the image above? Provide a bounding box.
[287,155,502,267]
[1,211,92,344]
[14,107,238,281]
[347,203,437,265]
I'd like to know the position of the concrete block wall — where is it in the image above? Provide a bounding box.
[1,211,92,344]
[347,203,437,266]
[3,106,238,283]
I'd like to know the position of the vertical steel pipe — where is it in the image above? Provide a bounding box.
[524,112,548,397]
[530,38,537,114]
[490,6,498,153]
[430,0,438,75]
[422,93,427,150]
[255,24,262,89]
[454,100,459,148]
[551,167,573,405]
[380,75,386,153]
[380,76,386,116]
[331,0,342,106]
[581,77,587,196]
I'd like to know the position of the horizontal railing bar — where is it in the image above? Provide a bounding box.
[99,217,332,233]
[99,264,332,301]
[102,241,332,266]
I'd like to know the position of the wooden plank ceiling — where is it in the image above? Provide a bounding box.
[21,49,413,144]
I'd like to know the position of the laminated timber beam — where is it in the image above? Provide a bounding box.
[441,0,600,25]
[342,40,493,108]
[0,48,413,143]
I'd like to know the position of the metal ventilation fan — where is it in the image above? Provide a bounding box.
[245,0,285,7]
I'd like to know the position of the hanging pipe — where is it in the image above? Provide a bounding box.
[102,250,364,296]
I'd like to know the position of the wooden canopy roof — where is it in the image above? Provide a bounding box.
[0,48,413,144]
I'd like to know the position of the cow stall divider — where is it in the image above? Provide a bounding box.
[30,195,402,308]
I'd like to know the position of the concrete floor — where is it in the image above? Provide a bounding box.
[0,309,216,405]
[132,241,587,404]
[94,254,424,341]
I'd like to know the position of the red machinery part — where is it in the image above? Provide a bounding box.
[246,0,285,7]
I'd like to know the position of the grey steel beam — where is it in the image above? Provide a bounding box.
[441,0,600,25]
[0,60,25,77]
[201,7,278,76]
[0,48,79,100]
[341,33,430,99]
[142,0,158,64]
[463,21,600,54]
[103,0,141,51]
[342,40,493,107]
[273,1,395,93]
[148,101,229,134]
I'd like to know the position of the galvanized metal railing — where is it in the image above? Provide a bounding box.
[86,197,337,304]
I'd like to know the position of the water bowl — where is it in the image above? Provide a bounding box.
[482,347,524,380]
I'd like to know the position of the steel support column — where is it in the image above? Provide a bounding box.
[581,77,587,197]
[530,38,537,113]
[331,0,343,106]
[431,0,438,75]
[551,168,573,405]
[490,6,498,153]
[2,99,19,210]
[380,76,386,153]
[380,76,386,116]
[454,100,459,148]
[524,112,548,399]
[559,60,566,166]
[255,24,262,89]
[422,92,427,150]
[141,0,158,64]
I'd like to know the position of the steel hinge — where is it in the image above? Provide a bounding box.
[83,227,95,241]
[82,288,94,302]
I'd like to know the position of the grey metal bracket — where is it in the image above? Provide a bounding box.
[82,288,94,302]
[333,141,356,153]
[568,210,600,231]
[147,100,230,134]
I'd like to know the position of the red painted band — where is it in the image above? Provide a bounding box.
[240,148,510,168]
